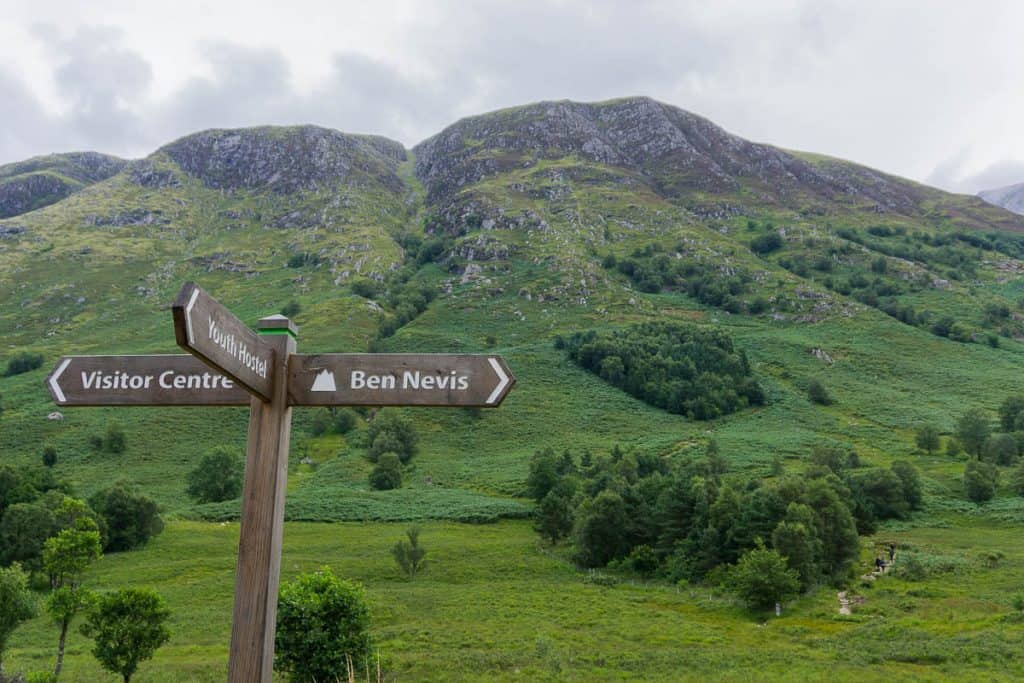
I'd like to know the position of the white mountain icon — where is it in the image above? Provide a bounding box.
[311,370,337,392]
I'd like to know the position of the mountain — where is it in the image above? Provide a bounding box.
[979,180,1024,215]
[6,96,1024,679]
[0,151,126,219]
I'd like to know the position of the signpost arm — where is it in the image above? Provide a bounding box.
[228,315,298,683]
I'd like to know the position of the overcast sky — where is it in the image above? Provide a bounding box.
[1,0,1022,193]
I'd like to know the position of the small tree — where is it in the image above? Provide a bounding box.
[915,425,941,454]
[274,568,372,682]
[890,460,923,511]
[985,433,1019,466]
[534,489,574,545]
[88,483,163,552]
[366,411,418,464]
[728,541,800,611]
[392,527,427,580]
[42,446,58,469]
[43,518,102,677]
[525,448,560,502]
[964,460,999,504]
[368,453,402,491]
[81,589,171,683]
[807,379,833,406]
[999,395,1024,432]
[0,503,56,570]
[957,409,991,458]
[0,563,37,673]
[186,447,243,504]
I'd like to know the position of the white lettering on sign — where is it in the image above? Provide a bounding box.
[348,370,469,391]
[208,316,269,379]
[79,370,235,392]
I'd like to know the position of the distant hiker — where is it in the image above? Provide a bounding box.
[874,557,885,572]
[888,543,896,563]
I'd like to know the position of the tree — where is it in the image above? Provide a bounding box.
[88,483,163,552]
[802,479,860,584]
[957,409,991,458]
[728,542,800,611]
[890,460,923,511]
[368,453,402,491]
[0,503,56,570]
[771,504,821,590]
[915,425,941,454]
[0,564,37,673]
[42,446,58,469]
[392,527,427,580]
[525,448,560,502]
[849,469,910,521]
[43,518,102,677]
[574,490,629,568]
[366,411,418,464]
[807,379,833,406]
[81,589,171,683]
[275,568,371,682]
[104,423,127,454]
[999,395,1024,432]
[186,447,243,503]
[964,460,999,503]
[985,433,1019,466]
[534,488,574,545]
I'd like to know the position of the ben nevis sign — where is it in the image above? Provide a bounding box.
[45,281,515,683]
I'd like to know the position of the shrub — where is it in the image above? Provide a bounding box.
[0,563,37,668]
[750,233,784,254]
[807,379,833,406]
[286,252,321,268]
[350,279,380,299]
[999,395,1024,432]
[88,483,163,552]
[956,409,991,457]
[275,568,372,682]
[727,542,800,610]
[280,301,302,318]
[366,411,418,464]
[41,446,57,468]
[81,589,170,683]
[4,352,44,377]
[915,425,941,454]
[104,424,126,454]
[964,460,999,504]
[534,488,574,545]
[392,527,427,580]
[368,453,402,491]
[186,447,243,504]
[985,433,1019,466]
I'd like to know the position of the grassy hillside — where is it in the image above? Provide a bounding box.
[4,98,1024,680]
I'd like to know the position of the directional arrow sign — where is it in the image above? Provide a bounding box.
[46,355,250,406]
[172,282,276,401]
[288,354,515,407]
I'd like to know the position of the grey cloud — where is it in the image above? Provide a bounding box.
[929,157,1024,195]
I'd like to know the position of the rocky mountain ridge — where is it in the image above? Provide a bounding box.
[0,151,126,218]
[980,182,1024,216]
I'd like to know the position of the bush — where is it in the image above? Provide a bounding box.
[104,424,126,454]
[727,542,800,610]
[964,460,999,504]
[0,563,37,666]
[750,233,784,254]
[915,425,941,454]
[562,322,764,420]
[81,589,170,683]
[392,527,427,580]
[280,301,302,318]
[367,411,418,464]
[807,379,833,406]
[186,447,243,504]
[41,446,57,468]
[275,568,372,682]
[533,488,574,545]
[368,453,402,491]
[4,352,44,377]
[956,409,991,457]
[999,395,1024,432]
[350,279,381,299]
[286,252,321,268]
[985,433,1019,466]
[88,483,163,552]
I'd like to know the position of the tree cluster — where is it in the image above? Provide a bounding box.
[529,442,923,597]
[365,411,419,490]
[559,322,765,420]
[3,351,44,377]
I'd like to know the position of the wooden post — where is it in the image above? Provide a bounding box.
[228,315,298,683]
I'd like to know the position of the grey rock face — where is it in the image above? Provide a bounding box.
[0,151,127,218]
[160,125,408,194]
[412,96,927,213]
[979,182,1024,216]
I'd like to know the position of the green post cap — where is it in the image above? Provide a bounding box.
[257,314,299,339]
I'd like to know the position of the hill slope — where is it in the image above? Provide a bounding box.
[980,181,1024,215]
[0,151,126,219]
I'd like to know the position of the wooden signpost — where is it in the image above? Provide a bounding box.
[45,281,515,683]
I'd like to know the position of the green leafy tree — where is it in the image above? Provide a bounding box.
[957,409,991,458]
[525,448,560,502]
[964,460,999,503]
[43,518,102,677]
[985,433,1019,466]
[0,563,37,673]
[392,527,427,580]
[81,589,170,683]
[367,453,402,491]
[574,490,629,568]
[0,503,56,570]
[772,515,820,589]
[186,447,243,503]
[849,469,910,521]
[999,395,1024,431]
[274,568,372,682]
[802,479,860,584]
[534,488,574,545]
[727,541,801,611]
[890,461,923,510]
[915,425,941,454]
[366,411,418,463]
[88,483,163,552]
